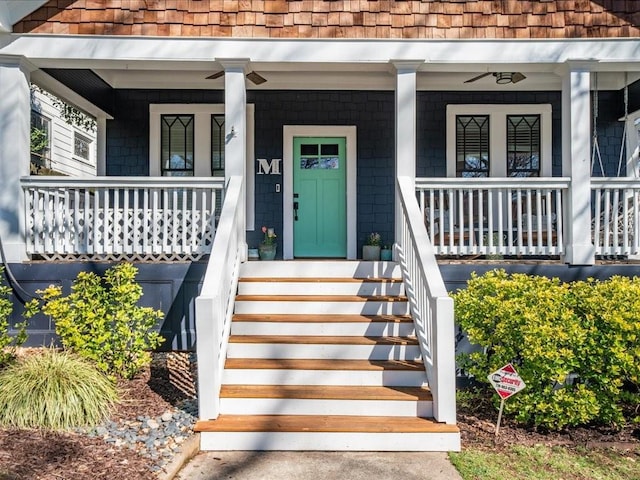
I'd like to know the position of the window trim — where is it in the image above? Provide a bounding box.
[446,104,552,178]
[73,130,94,164]
[30,110,52,162]
[149,104,255,230]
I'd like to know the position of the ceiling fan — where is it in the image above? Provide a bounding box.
[464,72,526,85]
[206,70,267,85]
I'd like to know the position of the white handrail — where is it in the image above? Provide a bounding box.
[195,176,243,421]
[21,176,224,261]
[397,176,456,425]
[416,177,569,257]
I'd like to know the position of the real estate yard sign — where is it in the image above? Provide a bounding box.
[488,363,526,435]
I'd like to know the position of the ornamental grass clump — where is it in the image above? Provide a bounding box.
[0,349,118,430]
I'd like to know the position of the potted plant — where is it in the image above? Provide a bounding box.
[362,232,381,261]
[258,226,277,260]
[380,244,393,261]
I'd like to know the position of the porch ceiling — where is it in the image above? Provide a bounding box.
[44,64,636,93]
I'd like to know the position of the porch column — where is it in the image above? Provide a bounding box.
[392,60,423,258]
[96,116,107,176]
[219,58,248,261]
[0,56,30,262]
[561,62,596,265]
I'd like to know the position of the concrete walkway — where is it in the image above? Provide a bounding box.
[176,451,463,480]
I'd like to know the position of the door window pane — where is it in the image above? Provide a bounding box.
[300,143,339,169]
[161,115,194,176]
[456,115,489,177]
[507,115,540,177]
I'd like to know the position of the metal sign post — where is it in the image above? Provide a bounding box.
[487,363,526,436]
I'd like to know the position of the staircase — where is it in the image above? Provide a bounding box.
[195,261,460,451]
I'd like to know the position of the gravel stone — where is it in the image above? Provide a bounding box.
[161,412,173,422]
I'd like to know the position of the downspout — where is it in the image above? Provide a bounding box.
[0,231,35,304]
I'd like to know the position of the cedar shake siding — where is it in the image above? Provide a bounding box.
[13,0,640,39]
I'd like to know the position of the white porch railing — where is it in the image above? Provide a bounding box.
[592,179,640,257]
[416,177,569,257]
[21,176,224,261]
[397,176,456,425]
[195,176,243,420]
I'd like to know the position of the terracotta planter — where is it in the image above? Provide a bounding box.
[362,245,380,261]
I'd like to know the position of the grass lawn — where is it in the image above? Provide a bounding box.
[450,445,640,480]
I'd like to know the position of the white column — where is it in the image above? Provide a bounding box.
[219,58,248,261]
[0,56,30,262]
[392,60,423,256]
[561,62,595,265]
[96,116,107,176]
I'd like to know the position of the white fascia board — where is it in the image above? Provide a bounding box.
[30,69,113,120]
[1,35,640,69]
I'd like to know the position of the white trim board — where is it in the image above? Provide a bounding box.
[5,36,640,69]
[283,125,357,260]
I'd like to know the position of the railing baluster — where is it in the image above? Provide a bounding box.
[631,190,640,255]
[612,188,620,255]
[133,188,140,256]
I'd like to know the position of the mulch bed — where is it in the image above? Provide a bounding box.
[457,390,640,453]
[0,353,196,480]
[2,352,640,479]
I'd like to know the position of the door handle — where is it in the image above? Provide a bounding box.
[294,193,299,221]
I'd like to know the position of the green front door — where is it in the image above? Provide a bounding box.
[293,137,347,257]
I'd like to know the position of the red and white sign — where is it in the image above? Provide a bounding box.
[488,363,526,400]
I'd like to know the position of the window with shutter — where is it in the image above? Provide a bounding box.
[161,114,194,176]
[507,115,540,177]
[456,115,489,177]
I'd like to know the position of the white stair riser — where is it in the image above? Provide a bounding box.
[238,282,404,296]
[200,432,461,452]
[219,398,433,417]
[234,301,409,315]
[227,343,421,361]
[241,261,402,279]
[223,369,427,387]
[231,322,415,337]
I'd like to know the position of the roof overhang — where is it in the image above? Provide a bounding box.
[2,36,639,91]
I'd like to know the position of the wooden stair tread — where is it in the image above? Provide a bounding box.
[225,358,424,371]
[195,415,459,434]
[229,335,418,345]
[239,277,403,283]
[235,295,408,302]
[220,385,432,401]
[232,314,412,323]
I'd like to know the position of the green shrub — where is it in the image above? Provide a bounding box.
[0,268,28,368]
[453,270,640,430]
[39,263,164,380]
[0,349,118,430]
